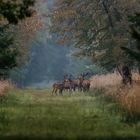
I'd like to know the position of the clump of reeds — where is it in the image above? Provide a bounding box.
[90,72,140,123]
[90,73,122,88]
[90,72,140,88]
[0,80,14,97]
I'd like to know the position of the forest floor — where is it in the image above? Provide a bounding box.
[0,88,140,140]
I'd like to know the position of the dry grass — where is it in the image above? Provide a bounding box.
[121,86,140,113]
[0,80,14,97]
[90,73,121,88]
[90,72,140,114]
[90,72,140,88]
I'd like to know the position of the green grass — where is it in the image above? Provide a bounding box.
[0,89,140,140]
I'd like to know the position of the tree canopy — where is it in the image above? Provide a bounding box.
[50,0,140,71]
[0,0,35,24]
[122,13,140,63]
[0,0,36,79]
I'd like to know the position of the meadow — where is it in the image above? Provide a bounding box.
[0,87,140,140]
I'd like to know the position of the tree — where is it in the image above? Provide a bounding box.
[0,0,36,79]
[0,0,35,24]
[0,26,18,78]
[121,13,140,62]
[50,0,140,72]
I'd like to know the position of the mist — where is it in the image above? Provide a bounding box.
[10,0,95,88]
[22,34,92,88]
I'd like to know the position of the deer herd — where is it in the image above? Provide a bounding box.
[52,65,133,95]
[52,73,91,95]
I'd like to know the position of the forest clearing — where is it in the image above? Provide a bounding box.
[0,73,140,140]
[1,0,140,140]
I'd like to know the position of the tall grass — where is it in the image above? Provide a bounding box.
[90,72,140,123]
[0,80,14,97]
[90,73,121,88]
[90,72,140,88]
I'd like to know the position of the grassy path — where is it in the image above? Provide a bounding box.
[0,89,140,140]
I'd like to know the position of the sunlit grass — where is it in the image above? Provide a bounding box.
[0,88,140,140]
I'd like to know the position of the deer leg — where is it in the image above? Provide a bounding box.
[54,88,57,95]
[59,88,63,95]
[52,88,55,95]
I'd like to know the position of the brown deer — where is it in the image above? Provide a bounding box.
[82,80,90,92]
[70,79,81,91]
[78,74,90,92]
[52,83,63,95]
[63,79,72,92]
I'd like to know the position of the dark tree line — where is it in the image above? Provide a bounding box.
[0,0,35,79]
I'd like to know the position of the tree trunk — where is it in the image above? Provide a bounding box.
[116,65,123,78]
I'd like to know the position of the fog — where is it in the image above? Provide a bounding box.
[22,34,92,88]
[11,0,95,88]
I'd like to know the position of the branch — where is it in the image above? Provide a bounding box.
[102,0,114,28]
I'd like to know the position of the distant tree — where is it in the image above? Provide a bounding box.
[0,0,35,79]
